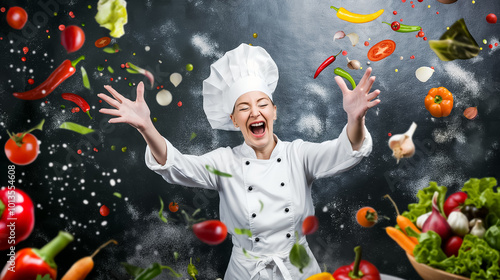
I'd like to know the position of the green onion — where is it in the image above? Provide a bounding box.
[205,165,232,177]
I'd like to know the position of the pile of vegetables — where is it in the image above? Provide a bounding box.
[387,177,500,279]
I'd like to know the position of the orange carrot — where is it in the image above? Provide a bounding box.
[384,194,421,244]
[386,226,416,256]
[61,239,117,280]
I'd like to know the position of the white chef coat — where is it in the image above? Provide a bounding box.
[144,124,373,279]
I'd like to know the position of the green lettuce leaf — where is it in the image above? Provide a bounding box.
[462,178,500,216]
[402,182,447,223]
[95,0,128,38]
[428,18,480,61]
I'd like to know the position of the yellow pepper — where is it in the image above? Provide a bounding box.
[330,6,384,23]
[306,272,335,280]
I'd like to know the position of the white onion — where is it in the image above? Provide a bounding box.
[415,67,435,82]
[156,89,173,106]
[346,33,359,46]
[170,73,183,87]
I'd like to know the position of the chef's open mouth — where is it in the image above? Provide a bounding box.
[249,122,265,135]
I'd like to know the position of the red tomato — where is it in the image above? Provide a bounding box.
[100,205,110,216]
[192,220,227,245]
[486,13,497,24]
[95,36,111,48]
[391,21,401,31]
[168,202,179,212]
[443,236,463,257]
[6,7,28,30]
[5,133,39,165]
[61,25,85,53]
[367,40,396,61]
[443,192,467,217]
[0,188,35,250]
[302,215,319,235]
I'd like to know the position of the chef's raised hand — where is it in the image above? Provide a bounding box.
[98,81,152,132]
[335,67,381,121]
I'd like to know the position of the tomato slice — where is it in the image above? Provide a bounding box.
[95,37,111,48]
[367,39,396,61]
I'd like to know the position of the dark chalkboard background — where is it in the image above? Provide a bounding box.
[1,0,499,279]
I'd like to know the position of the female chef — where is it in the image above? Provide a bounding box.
[98,43,381,279]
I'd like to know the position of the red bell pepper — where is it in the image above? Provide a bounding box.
[0,231,73,280]
[333,246,380,280]
[13,56,85,100]
[61,93,92,119]
[0,188,34,250]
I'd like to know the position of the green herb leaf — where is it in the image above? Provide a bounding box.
[174,251,179,261]
[103,47,115,53]
[36,275,53,280]
[428,18,480,61]
[135,263,182,280]
[190,132,197,141]
[462,178,499,217]
[289,240,310,273]
[113,192,122,198]
[401,181,447,224]
[188,257,198,280]
[97,65,104,71]
[205,165,232,177]
[242,248,259,259]
[234,228,252,237]
[81,66,90,89]
[158,197,168,223]
[259,200,264,213]
[59,122,95,135]
[121,262,145,277]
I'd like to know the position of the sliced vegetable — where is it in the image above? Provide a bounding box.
[95,36,111,48]
[156,89,172,106]
[429,18,480,61]
[415,67,434,82]
[234,228,252,237]
[346,33,359,46]
[367,40,396,61]
[81,66,91,89]
[127,62,155,89]
[59,122,95,135]
[170,73,182,87]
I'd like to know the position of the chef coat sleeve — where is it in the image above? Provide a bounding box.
[144,137,222,190]
[298,124,372,181]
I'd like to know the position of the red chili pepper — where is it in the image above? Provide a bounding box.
[13,56,85,100]
[0,231,73,280]
[0,189,34,250]
[313,50,342,79]
[333,246,381,280]
[61,93,92,119]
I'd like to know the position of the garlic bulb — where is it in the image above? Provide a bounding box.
[416,212,431,229]
[447,211,469,237]
[470,219,485,238]
[388,122,417,163]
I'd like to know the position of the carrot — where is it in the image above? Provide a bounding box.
[386,226,416,256]
[384,194,420,244]
[61,239,117,280]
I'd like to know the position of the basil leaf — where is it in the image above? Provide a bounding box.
[103,47,115,53]
[59,122,95,135]
[190,132,197,141]
[113,192,122,198]
[205,165,232,178]
[135,263,181,280]
[234,228,252,237]
[158,197,168,223]
[81,66,90,89]
[36,275,52,280]
[121,262,145,277]
[428,18,480,61]
[289,242,310,273]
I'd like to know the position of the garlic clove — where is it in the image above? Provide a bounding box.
[388,122,417,163]
[346,57,361,70]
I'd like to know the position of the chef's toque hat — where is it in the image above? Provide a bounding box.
[203,43,279,131]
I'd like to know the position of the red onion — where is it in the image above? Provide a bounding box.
[422,191,452,242]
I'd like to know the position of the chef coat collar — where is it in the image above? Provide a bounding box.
[240,134,282,160]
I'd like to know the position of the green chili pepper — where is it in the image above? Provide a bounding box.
[334,67,356,89]
[81,66,90,89]
[59,122,95,135]
[382,21,421,33]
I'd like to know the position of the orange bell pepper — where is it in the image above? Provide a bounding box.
[425,87,454,117]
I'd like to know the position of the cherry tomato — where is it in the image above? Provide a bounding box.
[100,205,110,216]
[168,202,179,212]
[391,21,401,31]
[192,220,227,245]
[95,36,111,48]
[443,192,467,217]
[418,31,425,38]
[302,215,319,235]
[356,207,378,228]
[486,13,497,24]
[6,7,28,30]
[5,133,39,165]
[61,25,85,53]
[367,40,396,62]
[0,188,35,250]
[443,236,463,257]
